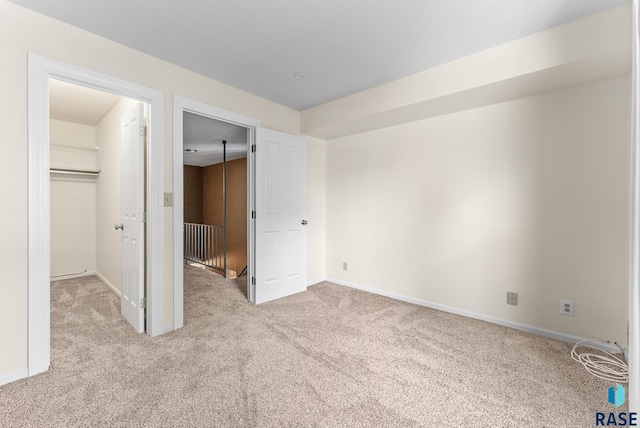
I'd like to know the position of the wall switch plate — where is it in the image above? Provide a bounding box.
[507,292,518,306]
[343,262,348,271]
[561,300,574,316]
[164,192,173,207]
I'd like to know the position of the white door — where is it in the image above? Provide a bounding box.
[254,127,307,304]
[120,103,146,332]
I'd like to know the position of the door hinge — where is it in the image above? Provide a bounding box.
[251,277,256,286]
[251,144,256,153]
[251,210,256,219]
[140,125,146,137]
[140,297,146,309]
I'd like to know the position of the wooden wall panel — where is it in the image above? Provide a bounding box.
[202,158,247,276]
[183,165,203,224]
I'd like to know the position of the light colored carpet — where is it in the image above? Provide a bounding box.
[0,266,625,427]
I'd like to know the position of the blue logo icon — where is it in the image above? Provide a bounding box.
[608,383,625,408]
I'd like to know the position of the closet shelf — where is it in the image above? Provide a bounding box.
[51,140,99,152]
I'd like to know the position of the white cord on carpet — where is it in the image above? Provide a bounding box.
[571,340,628,383]
[50,269,88,278]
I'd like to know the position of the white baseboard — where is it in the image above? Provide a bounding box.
[308,277,326,287]
[50,270,96,282]
[164,325,174,334]
[327,277,623,354]
[0,368,28,386]
[95,271,121,298]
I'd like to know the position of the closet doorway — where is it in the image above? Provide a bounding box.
[28,55,164,377]
[182,113,248,279]
[49,79,148,332]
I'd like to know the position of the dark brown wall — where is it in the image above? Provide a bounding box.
[202,164,222,226]
[183,165,203,224]
[202,157,247,276]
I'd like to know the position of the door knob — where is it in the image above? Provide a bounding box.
[301,220,308,225]
[115,224,124,230]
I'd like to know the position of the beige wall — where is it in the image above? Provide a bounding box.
[183,166,203,224]
[0,0,629,383]
[306,137,327,283]
[326,76,630,345]
[50,119,97,168]
[50,119,97,278]
[202,158,247,276]
[0,0,305,378]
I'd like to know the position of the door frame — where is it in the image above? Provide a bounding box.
[172,96,260,329]
[27,53,165,377]
[630,0,640,412]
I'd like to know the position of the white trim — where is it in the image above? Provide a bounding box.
[27,54,164,378]
[172,96,260,330]
[629,0,640,414]
[164,325,174,334]
[327,277,623,354]
[308,278,326,287]
[95,271,121,298]
[28,53,51,377]
[247,126,257,304]
[0,369,29,387]
[50,270,96,282]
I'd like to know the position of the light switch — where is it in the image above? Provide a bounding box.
[164,193,173,207]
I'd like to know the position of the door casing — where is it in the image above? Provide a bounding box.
[27,54,164,377]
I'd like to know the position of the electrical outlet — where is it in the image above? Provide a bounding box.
[343,262,348,271]
[507,292,518,306]
[561,300,574,316]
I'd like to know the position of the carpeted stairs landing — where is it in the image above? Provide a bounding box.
[0,265,626,427]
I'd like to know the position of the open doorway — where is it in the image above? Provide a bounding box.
[172,97,260,330]
[49,79,122,285]
[182,112,248,280]
[48,78,149,333]
[172,96,309,328]
[27,55,164,377]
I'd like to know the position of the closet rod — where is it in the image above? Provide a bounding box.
[50,168,101,176]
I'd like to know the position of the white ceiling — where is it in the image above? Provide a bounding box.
[11,0,629,111]
[50,82,243,167]
[183,112,248,168]
[49,79,122,126]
